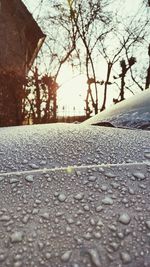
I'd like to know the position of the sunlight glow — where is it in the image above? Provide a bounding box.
[57,65,87,116]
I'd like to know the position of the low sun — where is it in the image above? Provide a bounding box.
[57,65,87,115]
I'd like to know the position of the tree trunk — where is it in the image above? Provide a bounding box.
[34,67,41,123]
[100,62,112,111]
[145,44,150,89]
[120,72,125,101]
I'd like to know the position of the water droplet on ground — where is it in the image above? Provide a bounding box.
[29,163,39,169]
[25,175,34,182]
[102,196,113,205]
[87,249,101,267]
[14,261,22,267]
[40,160,47,166]
[0,215,11,222]
[40,212,49,220]
[84,232,92,240]
[9,178,19,184]
[145,220,150,230]
[144,153,150,159]
[22,214,30,224]
[0,177,4,182]
[83,205,90,211]
[45,252,51,259]
[93,232,101,239]
[118,213,131,225]
[74,193,84,200]
[105,171,116,178]
[10,231,24,243]
[110,242,119,251]
[120,252,132,264]
[22,159,28,164]
[101,185,108,191]
[88,175,97,182]
[95,205,103,212]
[133,172,145,180]
[0,252,7,262]
[58,193,66,202]
[61,250,72,262]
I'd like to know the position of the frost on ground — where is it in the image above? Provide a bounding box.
[0,163,149,267]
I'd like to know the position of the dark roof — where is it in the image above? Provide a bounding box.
[4,0,46,70]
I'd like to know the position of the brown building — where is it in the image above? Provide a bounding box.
[0,0,46,126]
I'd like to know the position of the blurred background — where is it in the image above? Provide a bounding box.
[0,0,149,126]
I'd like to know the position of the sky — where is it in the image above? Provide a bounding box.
[22,0,149,116]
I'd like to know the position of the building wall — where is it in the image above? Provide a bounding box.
[0,71,24,126]
[0,0,45,127]
[0,1,27,74]
[0,1,27,126]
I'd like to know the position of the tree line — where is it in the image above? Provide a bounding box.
[21,0,150,123]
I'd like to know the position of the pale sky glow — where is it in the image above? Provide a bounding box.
[22,0,149,115]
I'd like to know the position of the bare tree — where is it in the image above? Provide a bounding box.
[22,0,150,123]
[67,0,111,116]
[23,0,78,123]
[23,67,59,124]
[98,7,149,111]
[113,57,136,103]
